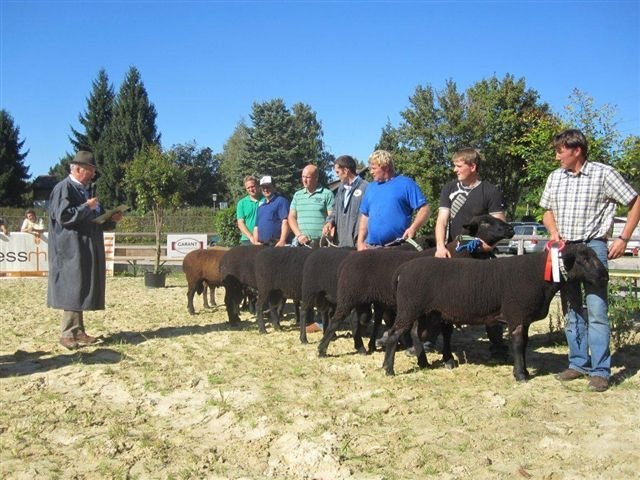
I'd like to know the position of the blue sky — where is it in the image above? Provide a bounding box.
[1,0,638,178]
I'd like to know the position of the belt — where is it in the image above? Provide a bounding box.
[566,237,606,244]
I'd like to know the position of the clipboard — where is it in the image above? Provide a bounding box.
[93,205,129,224]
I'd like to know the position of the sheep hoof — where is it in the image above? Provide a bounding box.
[356,347,367,356]
[318,349,327,358]
[443,359,455,370]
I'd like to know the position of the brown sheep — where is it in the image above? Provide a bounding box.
[182,247,230,315]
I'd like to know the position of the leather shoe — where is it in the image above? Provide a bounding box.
[588,376,609,392]
[556,368,585,381]
[75,331,98,345]
[59,336,79,350]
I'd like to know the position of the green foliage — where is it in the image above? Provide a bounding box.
[510,110,563,216]
[124,145,187,273]
[214,206,240,246]
[70,69,115,153]
[171,142,224,206]
[48,152,73,181]
[219,121,251,202]
[99,66,160,206]
[616,135,640,193]
[243,98,331,199]
[609,280,640,350]
[0,110,30,206]
[562,89,620,164]
[50,70,115,181]
[383,74,551,220]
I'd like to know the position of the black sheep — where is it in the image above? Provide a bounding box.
[318,215,515,359]
[381,243,608,381]
[219,245,266,324]
[253,241,327,334]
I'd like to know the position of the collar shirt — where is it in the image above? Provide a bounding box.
[540,161,637,241]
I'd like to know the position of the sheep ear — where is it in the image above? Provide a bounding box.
[463,222,479,236]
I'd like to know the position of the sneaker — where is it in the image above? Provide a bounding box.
[305,322,323,334]
[555,368,585,381]
[588,376,609,392]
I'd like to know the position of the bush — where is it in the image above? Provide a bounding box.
[214,206,240,246]
[609,280,640,349]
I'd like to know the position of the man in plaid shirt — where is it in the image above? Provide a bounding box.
[540,129,640,392]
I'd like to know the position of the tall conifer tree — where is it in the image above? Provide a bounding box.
[0,110,30,206]
[99,66,160,205]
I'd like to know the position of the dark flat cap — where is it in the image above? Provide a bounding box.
[71,151,97,167]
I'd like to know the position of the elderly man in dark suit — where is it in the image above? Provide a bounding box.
[47,151,123,349]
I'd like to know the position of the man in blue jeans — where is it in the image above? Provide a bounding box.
[540,129,640,392]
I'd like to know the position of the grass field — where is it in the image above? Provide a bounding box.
[1,274,639,479]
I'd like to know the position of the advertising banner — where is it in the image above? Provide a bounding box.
[0,232,116,277]
[166,234,207,258]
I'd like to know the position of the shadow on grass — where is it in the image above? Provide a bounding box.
[101,318,259,346]
[0,348,123,378]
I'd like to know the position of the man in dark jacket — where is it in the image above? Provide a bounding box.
[47,151,123,349]
[323,155,368,248]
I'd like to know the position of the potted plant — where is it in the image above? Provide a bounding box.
[125,145,186,288]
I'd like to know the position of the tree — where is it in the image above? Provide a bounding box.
[381,75,550,220]
[48,152,74,180]
[563,89,620,164]
[171,142,223,206]
[218,121,251,202]
[463,74,550,218]
[0,110,30,206]
[124,145,186,274]
[617,135,640,193]
[69,69,115,152]
[99,66,160,206]
[245,99,330,199]
[49,70,115,179]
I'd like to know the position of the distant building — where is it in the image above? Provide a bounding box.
[31,175,59,209]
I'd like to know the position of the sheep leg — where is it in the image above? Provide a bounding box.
[367,304,385,354]
[349,310,367,355]
[318,312,344,357]
[268,292,282,331]
[410,321,429,369]
[202,282,210,309]
[255,292,268,334]
[510,323,530,382]
[209,285,216,306]
[299,306,310,344]
[381,328,403,376]
[439,321,455,369]
[187,283,197,315]
[223,282,241,325]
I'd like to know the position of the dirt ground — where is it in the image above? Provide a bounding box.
[1,275,639,479]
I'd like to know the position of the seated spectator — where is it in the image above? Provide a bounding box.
[0,216,8,235]
[21,209,42,233]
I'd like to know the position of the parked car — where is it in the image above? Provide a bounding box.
[508,224,549,254]
[493,221,535,255]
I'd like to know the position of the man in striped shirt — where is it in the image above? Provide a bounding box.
[288,164,334,246]
[540,129,640,392]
